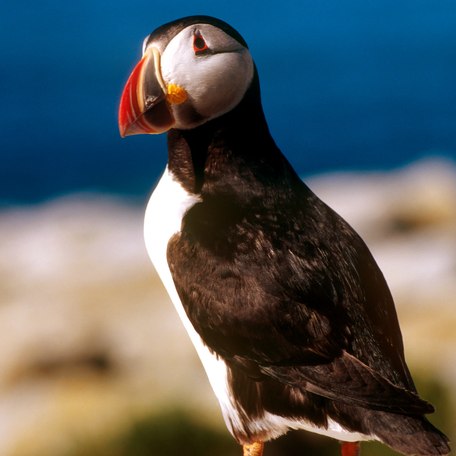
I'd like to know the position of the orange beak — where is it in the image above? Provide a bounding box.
[118,47,175,137]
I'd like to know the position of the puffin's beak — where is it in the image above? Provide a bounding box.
[118,47,183,137]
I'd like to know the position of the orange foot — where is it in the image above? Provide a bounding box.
[341,441,361,456]
[243,441,264,456]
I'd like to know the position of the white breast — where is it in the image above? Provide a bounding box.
[144,168,241,435]
[144,168,370,445]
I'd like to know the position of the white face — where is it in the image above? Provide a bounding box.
[145,23,255,129]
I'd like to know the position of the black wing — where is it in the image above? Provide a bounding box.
[167,186,431,415]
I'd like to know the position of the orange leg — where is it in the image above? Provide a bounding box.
[243,441,264,456]
[340,441,361,456]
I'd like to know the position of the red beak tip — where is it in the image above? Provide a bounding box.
[118,124,134,138]
[118,119,129,138]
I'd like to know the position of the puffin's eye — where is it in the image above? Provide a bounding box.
[193,32,210,55]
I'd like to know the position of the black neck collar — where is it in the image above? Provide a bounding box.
[166,72,300,197]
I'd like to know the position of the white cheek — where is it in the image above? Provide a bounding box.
[185,51,254,118]
[160,28,254,125]
[161,28,195,85]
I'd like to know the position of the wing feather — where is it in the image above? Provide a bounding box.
[167,190,422,415]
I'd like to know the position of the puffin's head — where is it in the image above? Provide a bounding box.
[118,16,255,137]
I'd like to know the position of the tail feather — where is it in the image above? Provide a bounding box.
[365,411,450,456]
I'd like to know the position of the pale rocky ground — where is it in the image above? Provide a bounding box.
[0,159,455,455]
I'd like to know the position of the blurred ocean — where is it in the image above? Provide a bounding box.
[1,0,456,204]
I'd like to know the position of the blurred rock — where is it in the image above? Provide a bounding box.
[0,159,455,455]
[0,194,218,456]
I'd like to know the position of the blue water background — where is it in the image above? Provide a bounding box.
[1,1,456,204]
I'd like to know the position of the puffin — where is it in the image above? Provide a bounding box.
[118,15,450,456]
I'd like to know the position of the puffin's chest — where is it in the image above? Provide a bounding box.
[144,167,201,266]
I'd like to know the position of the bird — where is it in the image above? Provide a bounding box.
[118,15,450,456]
